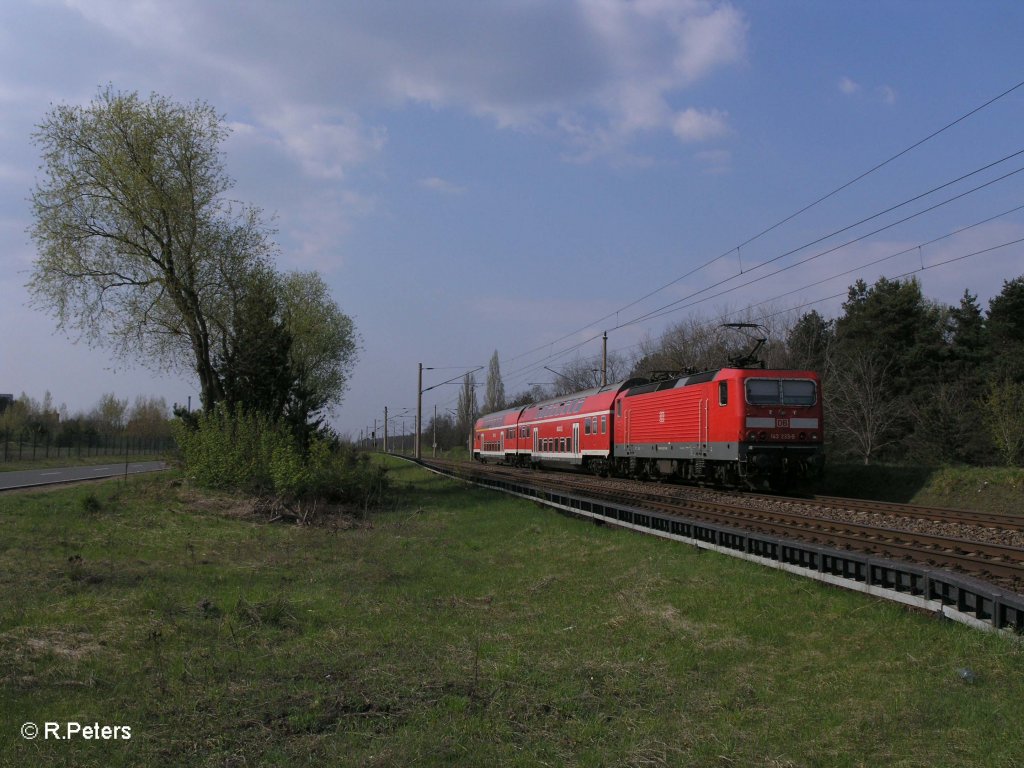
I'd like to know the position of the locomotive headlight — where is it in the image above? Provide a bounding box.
[747,431,756,440]
[799,432,806,441]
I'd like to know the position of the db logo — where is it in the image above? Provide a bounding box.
[776,418,790,428]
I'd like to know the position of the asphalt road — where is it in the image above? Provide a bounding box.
[0,461,168,491]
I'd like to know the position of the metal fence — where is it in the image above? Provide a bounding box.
[1,430,176,463]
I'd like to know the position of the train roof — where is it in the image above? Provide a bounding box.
[520,377,649,414]
[475,378,651,426]
[624,368,721,397]
[623,367,820,397]
[474,405,528,429]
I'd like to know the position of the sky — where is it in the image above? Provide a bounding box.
[2,0,1024,439]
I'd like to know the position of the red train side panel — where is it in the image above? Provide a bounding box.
[615,368,823,486]
[517,383,625,470]
[473,406,526,462]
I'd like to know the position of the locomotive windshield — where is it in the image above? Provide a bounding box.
[745,378,816,406]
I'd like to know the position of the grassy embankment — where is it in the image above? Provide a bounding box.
[2,456,1023,767]
[817,463,1024,515]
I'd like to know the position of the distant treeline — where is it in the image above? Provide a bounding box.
[0,392,172,442]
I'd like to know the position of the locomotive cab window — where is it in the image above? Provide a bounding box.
[745,378,816,406]
[718,381,728,406]
[782,379,816,405]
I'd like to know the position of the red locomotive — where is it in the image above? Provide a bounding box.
[474,367,824,490]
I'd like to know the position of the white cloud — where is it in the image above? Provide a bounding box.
[573,0,746,156]
[56,0,746,165]
[669,0,748,82]
[672,108,730,142]
[259,108,387,181]
[839,76,897,106]
[839,76,861,95]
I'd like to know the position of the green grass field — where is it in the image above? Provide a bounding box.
[2,457,1023,767]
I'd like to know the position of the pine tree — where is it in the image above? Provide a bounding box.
[987,276,1024,383]
[785,310,833,372]
[948,290,989,382]
[218,269,294,420]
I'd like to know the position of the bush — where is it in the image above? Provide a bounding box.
[173,406,387,506]
[312,444,389,511]
[174,406,275,492]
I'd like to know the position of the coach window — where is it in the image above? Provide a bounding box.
[616,399,622,417]
[584,419,590,435]
[601,415,607,434]
[719,381,728,406]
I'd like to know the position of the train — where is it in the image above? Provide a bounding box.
[473,366,824,490]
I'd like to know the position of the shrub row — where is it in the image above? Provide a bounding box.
[172,406,387,508]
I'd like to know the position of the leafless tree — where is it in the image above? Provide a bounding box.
[981,378,1024,467]
[825,347,903,465]
[551,351,630,396]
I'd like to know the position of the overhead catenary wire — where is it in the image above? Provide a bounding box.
[495,231,1023,397]
[495,148,1024,389]
[495,215,1024,396]
[622,166,1024,329]
[499,78,1024,369]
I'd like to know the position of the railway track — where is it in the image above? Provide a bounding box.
[415,457,1024,633]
